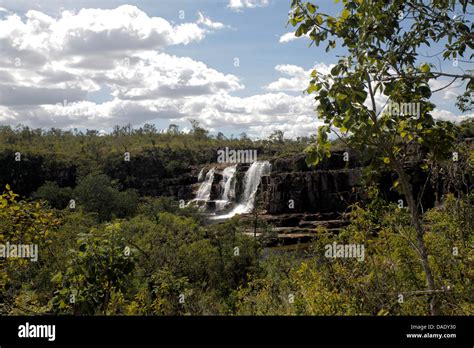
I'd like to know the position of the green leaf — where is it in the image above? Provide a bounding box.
[354,90,368,103]
[337,93,347,100]
[295,24,306,37]
[330,65,341,76]
[341,9,350,20]
[420,63,430,73]
[51,272,63,283]
[307,84,319,93]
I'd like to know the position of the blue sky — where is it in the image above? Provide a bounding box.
[0,0,471,138]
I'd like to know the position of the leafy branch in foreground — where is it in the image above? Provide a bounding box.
[290,0,473,315]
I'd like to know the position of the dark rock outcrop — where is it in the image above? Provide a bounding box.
[261,168,364,215]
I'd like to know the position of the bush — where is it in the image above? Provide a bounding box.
[74,173,139,221]
[33,181,73,209]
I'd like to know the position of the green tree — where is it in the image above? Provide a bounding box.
[0,186,61,314]
[269,130,285,144]
[51,223,135,315]
[167,124,180,135]
[33,181,73,210]
[74,173,138,222]
[290,0,473,315]
[189,119,209,141]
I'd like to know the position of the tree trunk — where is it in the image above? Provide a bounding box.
[394,161,440,316]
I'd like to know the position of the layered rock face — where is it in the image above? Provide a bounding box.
[262,152,365,215]
[261,168,364,214]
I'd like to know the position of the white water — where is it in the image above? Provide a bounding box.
[195,167,215,201]
[215,165,237,211]
[238,161,271,212]
[197,167,206,182]
[221,165,237,201]
[213,161,271,219]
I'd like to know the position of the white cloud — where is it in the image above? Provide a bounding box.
[0,5,328,139]
[279,32,298,43]
[178,91,319,138]
[104,52,243,100]
[197,12,225,30]
[264,63,333,92]
[0,6,236,106]
[365,89,389,115]
[0,5,209,59]
[279,31,311,43]
[442,90,459,101]
[228,0,269,11]
[428,78,465,101]
[248,117,323,139]
[1,98,185,129]
[431,109,473,123]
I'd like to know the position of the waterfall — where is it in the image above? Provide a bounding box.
[213,161,271,219]
[238,161,271,213]
[195,167,215,201]
[197,167,206,182]
[221,165,237,201]
[215,165,237,211]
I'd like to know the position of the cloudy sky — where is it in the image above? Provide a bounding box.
[0,0,471,138]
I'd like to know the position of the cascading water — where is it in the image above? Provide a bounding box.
[237,161,271,213]
[215,165,237,211]
[213,161,271,219]
[197,167,206,182]
[195,167,215,202]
